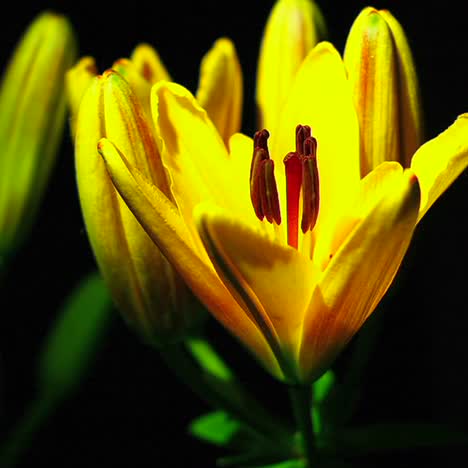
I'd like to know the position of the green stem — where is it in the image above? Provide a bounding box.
[0,395,54,467]
[288,384,316,468]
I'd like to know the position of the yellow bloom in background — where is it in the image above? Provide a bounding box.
[69,34,243,344]
[74,70,203,345]
[0,12,76,259]
[257,0,327,132]
[67,37,242,145]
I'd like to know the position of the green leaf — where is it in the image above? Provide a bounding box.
[187,338,233,381]
[37,271,112,400]
[337,422,468,455]
[189,411,242,447]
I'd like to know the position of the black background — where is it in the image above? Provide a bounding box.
[1,0,468,467]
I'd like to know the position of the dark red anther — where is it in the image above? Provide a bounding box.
[251,129,270,181]
[250,129,280,224]
[301,149,320,233]
[296,125,312,155]
[250,147,268,220]
[284,151,303,249]
[254,129,270,152]
[303,136,317,158]
[250,125,319,243]
[259,159,281,225]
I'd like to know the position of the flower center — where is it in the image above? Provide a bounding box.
[250,125,320,250]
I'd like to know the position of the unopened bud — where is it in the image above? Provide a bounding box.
[0,11,77,258]
[344,7,423,176]
[256,0,327,131]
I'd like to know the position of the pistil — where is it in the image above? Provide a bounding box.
[284,151,302,249]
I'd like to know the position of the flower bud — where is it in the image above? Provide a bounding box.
[0,11,77,257]
[196,38,243,146]
[130,43,171,84]
[67,43,170,135]
[344,7,423,177]
[75,70,202,345]
[256,0,327,132]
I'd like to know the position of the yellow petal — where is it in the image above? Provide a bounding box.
[256,0,326,132]
[411,114,468,220]
[98,138,283,378]
[196,204,319,380]
[65,56,97,136]
[102,70,170,194]
[273,42,360,252]
[228,132,253,178]
[344,7,422,176]
[314,161,404,270]
[111,58,153,120]
[196,38,243,146]
[300,168,420,382]
[130,43,171,83]
[151,82,252,236]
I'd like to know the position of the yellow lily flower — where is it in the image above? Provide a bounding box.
[97,41,427,383]
[344,7,468,221]
[0,12,76,258]
[84,4,468,383]
[74,70,202,345]
[67,37,242,145]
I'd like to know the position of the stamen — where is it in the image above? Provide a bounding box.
[303,135,317,158]
[284,151,302,249]
[259,159,281,225]
[254,129,270,152]
[250,125,319,247]
[301,149,319,233]
[250,147,268,219]
[296,124,311,154]
[250,129,280,224]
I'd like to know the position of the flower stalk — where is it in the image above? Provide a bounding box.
[289,384,316,467]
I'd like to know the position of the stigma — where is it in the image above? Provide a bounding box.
[249,125,320,250]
